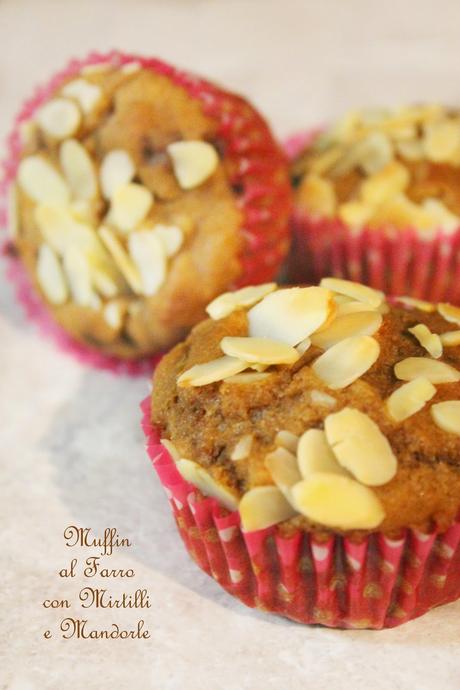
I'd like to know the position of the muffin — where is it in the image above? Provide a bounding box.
[289,105,460,303]
[143,277,460,628]
[3,51,291,366]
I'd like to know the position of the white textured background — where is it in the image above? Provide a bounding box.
[1,1,460,689]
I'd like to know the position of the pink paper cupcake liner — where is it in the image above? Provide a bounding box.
[141,395,460,629]
[286,131,460,304]
[0,51,292,373]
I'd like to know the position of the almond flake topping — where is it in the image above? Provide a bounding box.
[320,277,384,309]
[167,140,219,189]
[311,310,382,350]
[440,331,460,347]
[265,447,302,495]
[206,283,276,320]
[275,430,299,453]
[312,336,380,389]
[239,486,297,531]
[438,303,460,327]
[176,459,238,511]
[62,78,102,113]
[128,230,166,296]
[18,156,70,205]
[297,429,349,479]
[431,401,460,436]
[100,149,135,199]
[408,324,443,359]
[394,357,460,383]
[36,244,68,305]
[98,226,142,294]
[177,356,248,387]
[110,183,154,233]
[396,296,436,313]
[386,378,437,422]
[324,407,397,486]
[230,435,253,461]
[36,98,81,139]
[223,372,271,384]
[248,286,334,346]
[291,474,385,530]
[59,139,98,201]
[220,336,299,365]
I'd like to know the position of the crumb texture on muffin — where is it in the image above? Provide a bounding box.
[152,278,460,537]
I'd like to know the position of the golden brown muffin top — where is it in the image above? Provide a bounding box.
[13,61,242,358]
[152,279,460,538]
[292,105,460,235]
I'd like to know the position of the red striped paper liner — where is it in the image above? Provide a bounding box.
[0,50,292,374]
[286,131,460,305]
[141,395,460,629]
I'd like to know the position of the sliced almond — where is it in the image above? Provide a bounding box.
[361,161,410,206]
[62,78,102,113]
[423,120,460,163]
[167,140,219,190]
[296,337,312,355]
[121,61,142,75]
[396,139,424,162]
[319,278,384,309]
[59,139,97,201]
[275,430,299,453]
[394,357,460,383]
[223,372,271,384]
[297,429,349,478]
[387,377,436,422]
[231,434,253,461]
[92,266,123,298]
[81,61,113,75]
[440,330,460,347]
[160,439,181,463]
[128,230,166,296]
[312,336,380,389]
[291,474,385,530]
[422,199,460,233]
[239,486,297,531]
[18,156,70,205]
[36,98,81,139]
[396,296,435,312]
[325,408,397,486]
[311,311,383,350]
[36,244,68,304]
[151,224,184,257]
[408,324,443,359]
[100,149,135,200]
[7,184,18,239]
[206,283,277,320]
[438,303,460,327]
[103,300,124,330]
[110,183,153,233]
[338,201,372,228]
[177,356,248,387]
[35,205,102,258]
[431,401,460,436]
[356,131,393,175]
[63,246,99,308]
[176,459,238,511]
[248,286,334,346]
[265,447,302,495]
[98,225,142,294]
[299,174,336,217]
[336,300,379,316]
[220,336,299,365]
[310,390,337,408]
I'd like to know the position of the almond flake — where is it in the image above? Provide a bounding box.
[160,439,181,462]
[394,357,460,383]
[265,447,302,495]
[7,184,18,239]
[361,161,410,207]
[59,139,98,201]
[35,205,103,258]
[422,199,460,233]
[36,98,81,139]
[100,149,135,199]
[177,356,248,387]
[438,303,460,327]
[18,156,70,205]
[63,246,99,308]
[336,300,379,316]
[296,337,312,355]
[431,401,460,436]
[408,324,443,359]
[151,224,184,257]
[239,486,297,531]
[386,378,436,422]
[167,140,219,189]
[231,434,253,461]
[311,311,383,350]
[248,286,334,346]
[36,244,68,304]
[440,330,460,347]
[325,407,397,486]
[103,301,124,330]
[206,283,277,320]
[312,335,380,389]
[81,61,113,75]
[176,459,238,511]
[291,473,385,530]
[320,278,384,309]
[121,61,142,75]
[92,266,123,298]
[220,336,299,365]
[356,131,393,175]
[110,183,154,233]
[223,372,271,384]
[338,201,372,228]
[62,78,102,113]
[98,225,143,294]
[297,429,349,478]
[275,430,299,453]
[396,296,435,312]
[128,230,167,296]
[310,390,337,408]
[299,174,336,217]
[396,139,424,161]
[423,120,460,163]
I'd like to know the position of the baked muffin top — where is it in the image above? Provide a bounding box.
[152,279,460,538]
[12,59,246,357]
[292,105,460,235]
